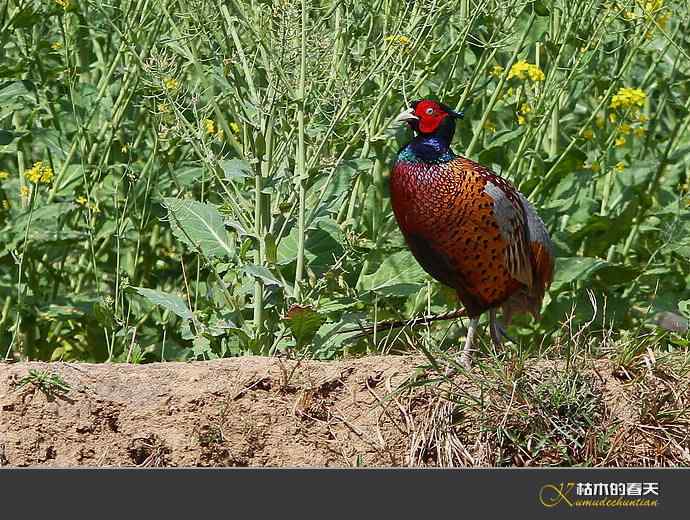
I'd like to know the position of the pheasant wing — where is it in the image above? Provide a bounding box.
[465,161,534,289]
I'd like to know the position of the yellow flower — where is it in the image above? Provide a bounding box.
[229,122,241,135]
[158,102,169,114]
[520,103,532,114]
[24,161,54,184]
[508,60,530,80]
[582,128,594,140]
[54,0,70,9]
[121,144,129,153]
[634,126,647,137]
[618,123,632,134]
[203,119,216,135]
[527,64,545,81]
[615,161,626,172]
[483,120,496,133]
[610,87,647,110]
[615,136,626,147]
[163,77,179,91]
[490,64,504,78]
[385,35,412,47]
[624,10,636,20]
[508,60,546,81]
[75,196,88,205]
[609,112,617,123]
[595,115,605,128]
[508,60,529,79]
[0,171,9,180]
[51,41,63,50]
[517,114,527,125]
[20,186,31,199]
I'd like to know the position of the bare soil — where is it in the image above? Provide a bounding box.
[0,355,687,467]
[0,355,421,467]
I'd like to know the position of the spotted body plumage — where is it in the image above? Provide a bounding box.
[392,99,555,368]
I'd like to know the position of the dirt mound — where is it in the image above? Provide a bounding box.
[1,355,688,467]
[0,356,420,467]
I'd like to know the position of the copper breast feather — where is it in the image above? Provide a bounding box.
[390,155,554,319]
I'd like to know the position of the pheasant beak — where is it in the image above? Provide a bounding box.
[396,107,419,124]
[449,108,464,119]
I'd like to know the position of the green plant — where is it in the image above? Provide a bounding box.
[0,0,688,362]
[18,368,71,397]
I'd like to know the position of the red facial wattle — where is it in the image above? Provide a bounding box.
[417,113,445,133]
[414,101,447,134]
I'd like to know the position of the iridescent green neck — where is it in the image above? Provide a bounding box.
[398,136,456,163]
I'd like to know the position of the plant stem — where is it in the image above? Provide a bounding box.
[294,0,307,302]
[549,5,561,158]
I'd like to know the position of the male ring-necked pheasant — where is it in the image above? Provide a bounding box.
[391,99,555,368]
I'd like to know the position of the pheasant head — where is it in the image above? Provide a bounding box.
[396,99,464,138]
[396,99,464,162]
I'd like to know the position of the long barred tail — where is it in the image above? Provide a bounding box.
[339,308,466,338]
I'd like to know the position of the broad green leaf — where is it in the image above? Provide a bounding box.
[361,250,428,294]
[32,128,67,159]
[11,7,41,28]
[533,0,550,15]
[570,202,637,257]
[10,202,74,234]
[311,316,368,358]
[3,203,76,252]
[243,264,283,286]
[552,257,608,290]
[487,127,525,149]
[156,165,204,192]
[594,264,639,285]
[308,159,368,214]
[284,305,324,348]
[163,198,233,258]
[132,287,193,321]
[0,81,32,104]
[71,83,113,122]
[0,130,17,145]
[221,158,252,179]
[277,218,344,273]
[679,300,690,320]
[617,161,655,189]
[192,336,215,358]
[543,149,587,190]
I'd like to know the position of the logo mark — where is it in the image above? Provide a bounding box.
[539,482,575,508]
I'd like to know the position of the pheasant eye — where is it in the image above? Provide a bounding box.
[425,107,434,115]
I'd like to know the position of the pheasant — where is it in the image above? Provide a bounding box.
[391,99,555,368]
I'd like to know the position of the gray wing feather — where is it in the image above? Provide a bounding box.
[483,181,534,288]
[517,193,555,255]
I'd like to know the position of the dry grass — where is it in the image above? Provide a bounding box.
[388,295,690,467]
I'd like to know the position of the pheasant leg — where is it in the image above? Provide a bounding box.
[459,317,479,369]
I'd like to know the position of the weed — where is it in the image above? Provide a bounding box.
[0,0,688,362]
[18,369,71,398]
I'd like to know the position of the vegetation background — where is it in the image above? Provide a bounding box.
[1,0,689,368]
